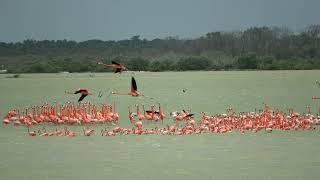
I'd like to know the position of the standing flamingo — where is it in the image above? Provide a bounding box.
[128,106,143,128]
[143,105,152,121]
[3,115,10,124]
[112,102,119,122]
[128,106,136,122]
[158,103,166,123]
[27,127,37,136]
[83,127,95,136]
[136,104,145,120]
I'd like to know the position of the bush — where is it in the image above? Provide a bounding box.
[175,57,211,71]
[236,53,258,69]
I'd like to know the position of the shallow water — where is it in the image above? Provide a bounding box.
[1,71,320,179]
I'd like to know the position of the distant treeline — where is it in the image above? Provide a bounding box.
[0,25,319,73]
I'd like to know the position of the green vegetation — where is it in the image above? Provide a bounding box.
[5,74,20,78]
[0,25,319,73]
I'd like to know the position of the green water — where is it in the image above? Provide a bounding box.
[1,71,320,179]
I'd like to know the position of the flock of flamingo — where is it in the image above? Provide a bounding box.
[2,61,320,136]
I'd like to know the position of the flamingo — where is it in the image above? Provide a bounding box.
[98,60,128,73]
[167,125,176,133]
[136,104,145,120]
[128,106,143,128]
[54,128,64,136]
[112,102,119,122]
[134,121,143,128]
[128,106,136,122]
[39,127,49,136]
[266,127,273,133]
[67,88,93,102]
[312,96,320,100]
[83,127,95,136]
[201,112,210,121]
[27,127,37,136]
[64,127,77,136]
[143,105,152,121]
[158,103,166,121]
[150,105,160,121]
[3,118,10,124]
[112,77,152,98]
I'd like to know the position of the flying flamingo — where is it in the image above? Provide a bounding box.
[68,88,93,102]
[312,96,320,100]
[112,77,152,98]
[97,60,128,73]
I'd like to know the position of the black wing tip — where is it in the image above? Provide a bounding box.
[112,61,120,65]
[131,76,137,91]
[186,114,194,117]
[78,94,87,102]
[114,68,121,73]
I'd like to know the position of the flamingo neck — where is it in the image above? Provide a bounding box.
[143,106,146,115]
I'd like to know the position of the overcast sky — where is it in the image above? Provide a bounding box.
[0,0,319,42]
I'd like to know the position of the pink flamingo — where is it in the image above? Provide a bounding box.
[128,106,135,122]
[112,77,152,98]
[68,88,93,102]
[112,102,119,122]
[128,106,143,128]
[83,127,95,136]
[158,103,166,120]
[136,104,145,120]
[27,127,37,136]
[143,105,152,121]
[39,128,49,136]
[98,60,128,73]
[3,118,10,124]
[151,105,160,121]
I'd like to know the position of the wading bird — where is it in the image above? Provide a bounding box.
[312,96,320,100]
[112,77,152,98]
[98,61,128,73]
[66,88,93,102]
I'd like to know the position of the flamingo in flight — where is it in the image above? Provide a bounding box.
[71,88,93,102]
[112,77,152,98]
[312,96,320,100]
[98,61,128,73]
